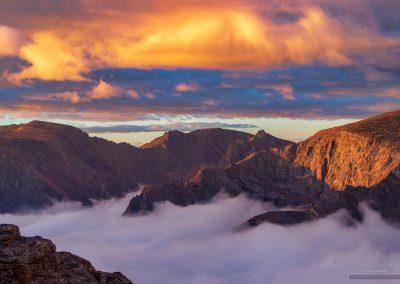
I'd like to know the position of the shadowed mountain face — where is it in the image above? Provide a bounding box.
[124,111,400,225]
[0,224,132,283]
[0,121,139,213]
[137,128,292,184]
[0,121,291,213]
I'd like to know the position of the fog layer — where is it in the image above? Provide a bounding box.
[1,194,400,284]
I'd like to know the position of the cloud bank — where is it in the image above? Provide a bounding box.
[0,1,399,123]
[0,0,399,82]
[1,194,400,284]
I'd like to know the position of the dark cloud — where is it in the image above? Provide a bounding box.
[1,66,399,121]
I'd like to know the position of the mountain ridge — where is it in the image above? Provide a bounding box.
[0,121,292,213]
[124,110,400,226]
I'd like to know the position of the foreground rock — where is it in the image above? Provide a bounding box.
[0,224,132,283]
[124,110,400,226]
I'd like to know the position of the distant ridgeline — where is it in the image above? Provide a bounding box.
[0,120,291,212]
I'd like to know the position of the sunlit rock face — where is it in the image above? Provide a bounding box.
[0,224,133,284]
[125,111,400,226]
[288,110,400,190]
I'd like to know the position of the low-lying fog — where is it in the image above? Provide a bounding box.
[1,194,400,284]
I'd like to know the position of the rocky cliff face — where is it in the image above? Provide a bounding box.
[0,224,132,283]
[284,110,400,190]
[124,111,400,226]
[0,122,291,213]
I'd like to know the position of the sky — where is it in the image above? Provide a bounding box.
[0,0,399,144]
[2,193,400,284]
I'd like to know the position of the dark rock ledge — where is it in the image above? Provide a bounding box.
[0,224,132,284]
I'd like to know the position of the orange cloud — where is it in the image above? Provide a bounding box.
[0,25,26,57]
[54,91,84,104]
[7,32,89,82]
[175,82,203,92]
[89,80,121,99]
[23,91,86,104]
[2,2,400,82]
[126,90,140,99]
[258,83,295,100]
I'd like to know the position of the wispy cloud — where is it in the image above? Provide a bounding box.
[126,89,140,99]
[82,122,257,133]
[257,83,295,101]
[175,82,203,92]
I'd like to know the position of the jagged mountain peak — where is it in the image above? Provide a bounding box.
[141,129,185,149]
[255,129,266,136]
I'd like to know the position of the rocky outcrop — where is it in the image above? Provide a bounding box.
[0,121,292,213]
[124,111,400,226]
[246,188,367,227]
[246,210,315,226]
[0,224,132,283]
